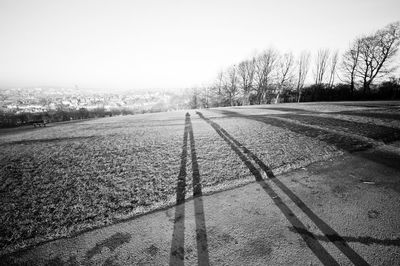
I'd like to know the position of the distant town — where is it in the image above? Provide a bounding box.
[0,87,190,127]
[0,87,190,113]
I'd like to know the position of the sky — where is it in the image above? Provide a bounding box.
[0,0,399,91]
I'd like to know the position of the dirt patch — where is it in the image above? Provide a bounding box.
[240,237,273,258]
[367,210,380,219]
[146,244,159,256]
[86,232,131,260]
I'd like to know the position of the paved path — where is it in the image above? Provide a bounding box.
[2,147,400,265]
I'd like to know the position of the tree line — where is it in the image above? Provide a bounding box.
[188,21,400,108]
[1,22,399,127]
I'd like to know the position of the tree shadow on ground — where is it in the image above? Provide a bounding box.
[240,105,400,122]
[271,113,400,143]
[1,135,97,146]
[247,106,320,114]
[213,109,400,172]
[332,110,400,121]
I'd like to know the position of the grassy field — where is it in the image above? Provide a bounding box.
[1,101,400,254]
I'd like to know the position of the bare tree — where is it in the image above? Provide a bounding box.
[356,21,400,94]
[254,48,279,103]
[215,70,224,96]
[199,86,211,108]
[327,50,339,88]
[222,65,239,106]
[341,39,361,95]
[237,58,255,105]
[275,52,294,103]
[188,87,200,109]
[208,71,226,107]
[313,49,330,85]
[295,51,311,102]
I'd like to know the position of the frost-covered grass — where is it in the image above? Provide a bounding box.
[197,110,344,175]
[1,101,399,254]
[0,111,186,253]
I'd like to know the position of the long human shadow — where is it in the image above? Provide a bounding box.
[188,114,210,265]
[169,113,210,266]
[197,111,369,266]
[214,109,400,172]
[169,114,189,265]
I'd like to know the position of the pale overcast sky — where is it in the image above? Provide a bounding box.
[0,0,399,90]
